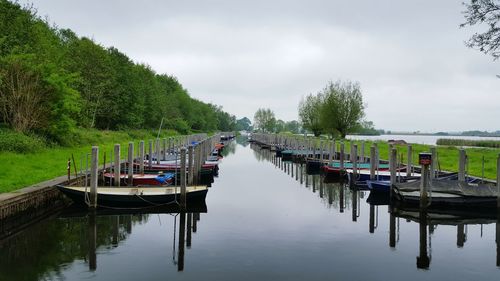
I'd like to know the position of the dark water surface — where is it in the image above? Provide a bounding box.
[1,139,500,280]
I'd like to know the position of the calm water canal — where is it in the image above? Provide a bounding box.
[1,138,499,280]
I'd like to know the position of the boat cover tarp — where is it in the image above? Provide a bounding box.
[394,180,498,197]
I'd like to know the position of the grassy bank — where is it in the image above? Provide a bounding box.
[304,137,500,180]
[436,138,500,148]
[0,128,183,193]
[368,141,499,180]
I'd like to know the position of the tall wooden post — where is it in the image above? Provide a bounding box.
[497,154,500,208]
[407,145,412,178]
[114,144,120,187]
[459,149,466,182]
[162,138,167,160]
[90,146,98,208]
[128,142,134,186]
[360,141,365,163]
[156,139,161,165]
[180,147,187,209]
[420,153,431,208]
[390,148,397,197]
[188,145,194,185]
[148,140,153,169]
[370,146,376,180]
[139,141,145,175]
[340,142,345,170]
[352,144,358,182]
[430,147,436,179]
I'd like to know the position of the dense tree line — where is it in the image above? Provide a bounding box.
[0,1,235,144]
[252,109,301,134]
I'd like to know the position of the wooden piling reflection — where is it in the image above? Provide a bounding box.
[369,205,375,233]
[88,211,97,271]
[389,213,396,248]
[178,212,186,272]
[457,224,465,248]
[417,209,430,269]
[352,189,358,222]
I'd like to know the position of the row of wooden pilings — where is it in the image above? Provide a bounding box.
[251,133,500,207]
[86,133,222,209]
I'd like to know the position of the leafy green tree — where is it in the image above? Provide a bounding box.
[298,93,323,136]
[285,120,300,134]
[320,80,364,139]
[0,0,235,142]
[274,119,286,133]
[253,108,276,133]
[236,117,252,131]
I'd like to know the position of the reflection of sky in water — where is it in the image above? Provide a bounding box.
[2,140,499,281]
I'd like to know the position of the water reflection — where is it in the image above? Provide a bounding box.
[251,144,500,272]
[1,141,500,280]
[0,207,206,280]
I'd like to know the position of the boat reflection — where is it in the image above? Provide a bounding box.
[0,203,207,279]
[251,143,500,270]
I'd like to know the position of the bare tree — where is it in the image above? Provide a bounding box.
[0,59,48,132]
[461,0,500,59]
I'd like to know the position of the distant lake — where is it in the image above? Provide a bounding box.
[347,134,500,145]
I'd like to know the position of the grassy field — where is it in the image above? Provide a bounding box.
[304,137,500,180]
[0,129,184,193]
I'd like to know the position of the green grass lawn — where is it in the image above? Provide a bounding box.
[300,136,500,180]
[0,129,184,193]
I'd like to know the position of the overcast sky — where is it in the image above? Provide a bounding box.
[22,0,499,132]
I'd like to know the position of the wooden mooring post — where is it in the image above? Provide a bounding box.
[389,148,397,196]
[419,152,432,208]
[180,147,187,209]
[148,140,153,169]
[407,145,412,178]
[352,144,358,184]
[497,153,500,208]
[360,141,365,163]
[188,145,194,185]
[459,149,466,182]
[340,142,345,170]
[156,139,161,165]
[114,144,120,187]
[430,147,436,179]
[90,146,98,209]
[128,142,134,186]
[139,141,145,175]
[370,146,376,180]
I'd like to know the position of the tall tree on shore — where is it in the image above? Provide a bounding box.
[461,0,500,59]
[320,80,364,139]
[253,108,276,133]
[298,93,323,136]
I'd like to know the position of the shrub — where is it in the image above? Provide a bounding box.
[0,129,47,153]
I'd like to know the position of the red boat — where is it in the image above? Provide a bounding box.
[103,172,175,186]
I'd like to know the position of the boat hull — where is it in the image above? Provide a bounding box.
[57,185,208,208]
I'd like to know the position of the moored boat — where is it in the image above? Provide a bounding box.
[57,185,209,208]
[103,171,175,186]
[392,179,499,209]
